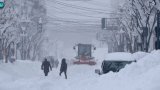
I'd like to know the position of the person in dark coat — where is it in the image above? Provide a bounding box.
[41,58,52,76]
[59,58,67,79]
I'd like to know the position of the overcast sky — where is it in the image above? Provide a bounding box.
[45,0,120,48]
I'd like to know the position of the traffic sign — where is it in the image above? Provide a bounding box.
[101,18,106,29]
[101,18,119,30]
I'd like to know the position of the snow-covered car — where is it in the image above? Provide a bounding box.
[96,52,136,75]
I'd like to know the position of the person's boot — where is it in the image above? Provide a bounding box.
[65,75,67,79]
[45,72,48,76]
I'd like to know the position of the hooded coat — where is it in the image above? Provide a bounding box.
[60,59,67,72]
[41,60,52,73]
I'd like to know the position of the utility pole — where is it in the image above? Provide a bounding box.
[21,26,26,60]
[155,10,160,49]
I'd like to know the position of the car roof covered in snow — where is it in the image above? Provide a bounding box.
[105,52,135,61]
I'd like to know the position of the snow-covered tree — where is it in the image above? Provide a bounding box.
[0,0,21,63]
[17,0,47,60]
[0,0,47,62]
[119,0,157,52]
[155,0,160,10]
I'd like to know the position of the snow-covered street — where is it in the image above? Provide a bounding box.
[0,50,160,90]
[0,60,99,90]
[0,0,160,90]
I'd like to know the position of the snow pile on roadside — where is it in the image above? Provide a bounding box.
[94,50,160,90]
[0,50,160,90]
[120,50,160,76]
[94,50,148,63]
[119,50,160,90]
[132,51,148,61]
[0,60,45,90]
[0,60,42,80]
[0,60,99,90]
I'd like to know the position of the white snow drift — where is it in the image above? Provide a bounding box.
[0,50,160,90]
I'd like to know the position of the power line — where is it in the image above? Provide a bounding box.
[47,26,100,33]
[85,1,111,7]
[47,30,99,33]
[48,0,120,15]
[47,4,104,18]
[47,17,100,25]
[47,15,98,22]
[46,0,107,32]
[47,24,100,29]
[47,23,100,32]
[48,20,100,26]
[47,19,100,28]
[53,0,106,11]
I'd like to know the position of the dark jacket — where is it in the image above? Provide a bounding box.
[41,60,52,72]
[60,59,67,72]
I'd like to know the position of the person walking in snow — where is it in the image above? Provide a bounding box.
[59,58,67,79]
[41,58,52,76]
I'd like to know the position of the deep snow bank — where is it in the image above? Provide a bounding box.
[132,51,148,61]
[0,61,42,82]
[0,50,159,90]
[95,50,160,90]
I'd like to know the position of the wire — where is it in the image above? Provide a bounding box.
[46,27,100,33]
[47,16,100,25]
[47,20,100,28]
[47,23,100,32]
[47,4,104,18]
[47,0,120,15]
[48,20,100,26]
[47,15,98,22]
[53,0,106,11]
[45,0,107,33]
[85,1,111,7]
